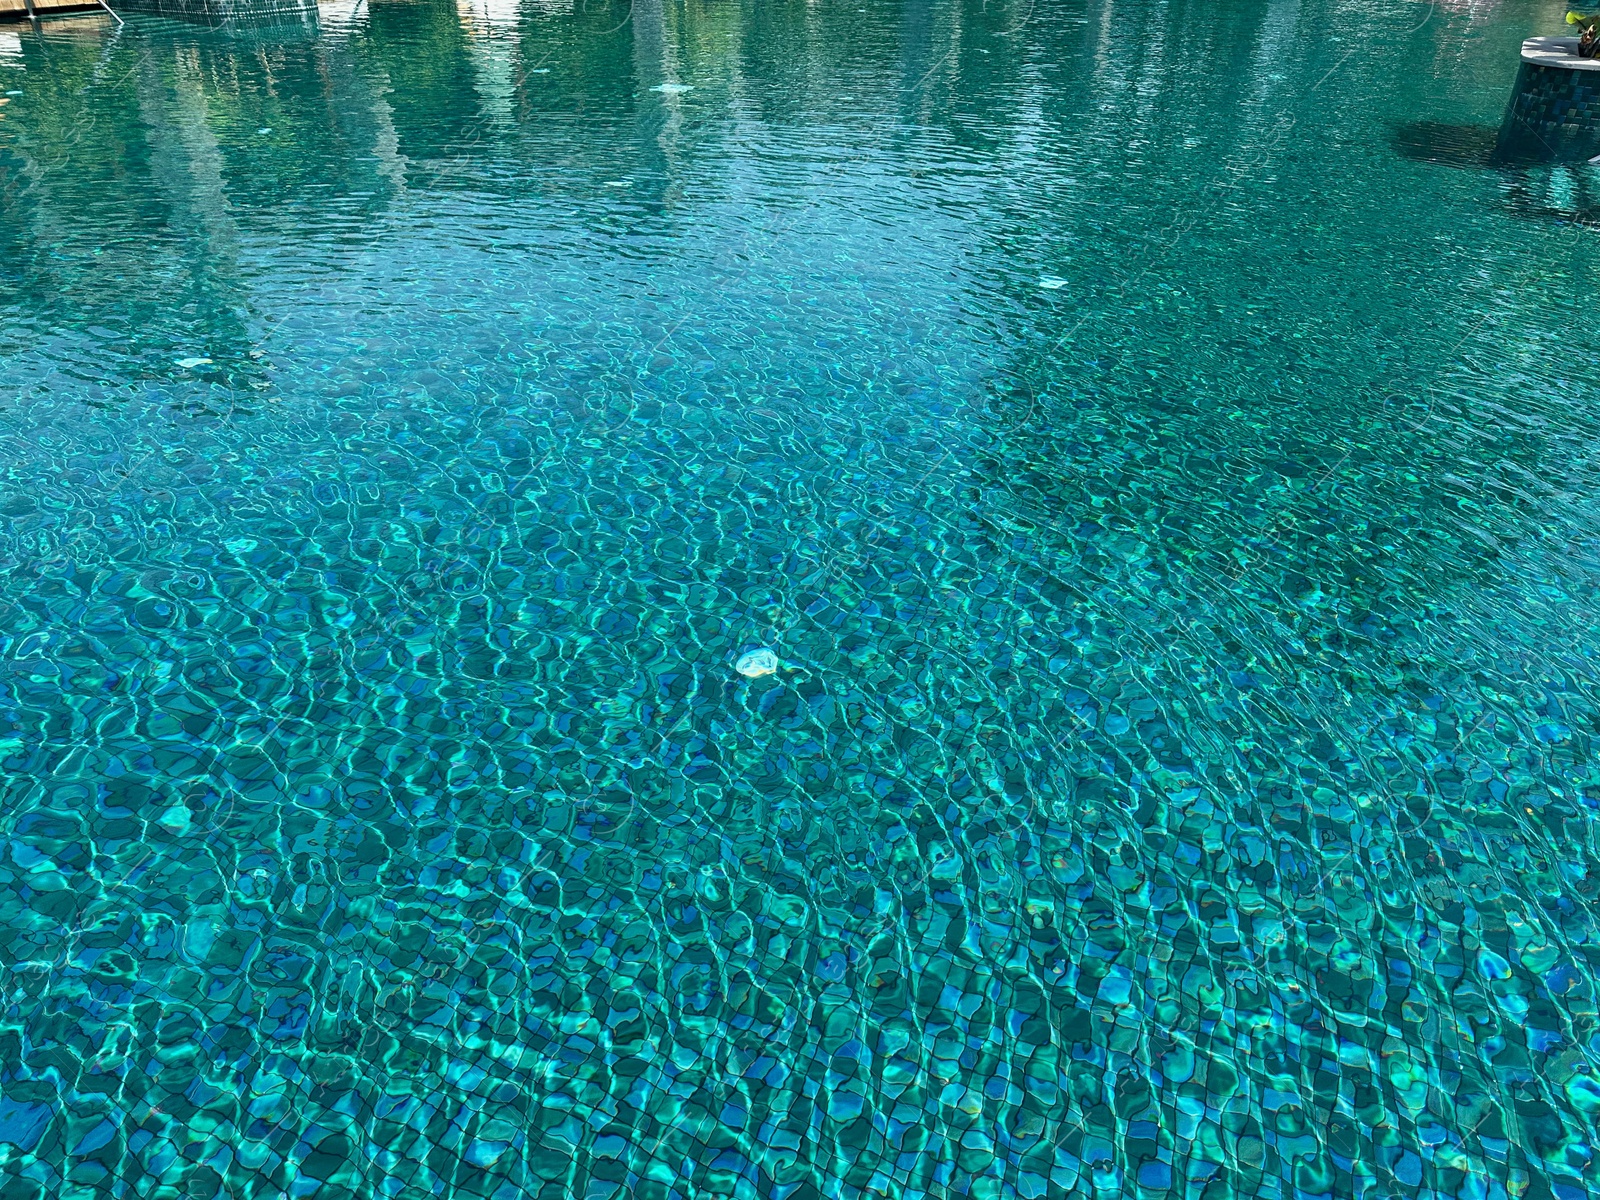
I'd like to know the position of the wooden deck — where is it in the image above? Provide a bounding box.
[0,0,111,19]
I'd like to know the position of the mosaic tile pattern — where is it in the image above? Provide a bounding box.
[0,3,1599,1200]
[1496,60,1600,162]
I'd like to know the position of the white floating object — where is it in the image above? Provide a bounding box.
[176,357,213,368]
[651,82,693,94]
[528,68,550,74]
[1038,277,1068,290]
[603,180,629,187]
[736,649,779,678]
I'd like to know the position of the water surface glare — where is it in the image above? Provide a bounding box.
[2,1,1600,1199]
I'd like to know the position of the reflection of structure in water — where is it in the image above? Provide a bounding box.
[1391,120,1600,228]
[1500,164,1600,226]
[117,0,317,30]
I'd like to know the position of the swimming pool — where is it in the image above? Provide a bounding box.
[1,0,1598,1197]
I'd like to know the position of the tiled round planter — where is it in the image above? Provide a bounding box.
[1495,36,1600,163]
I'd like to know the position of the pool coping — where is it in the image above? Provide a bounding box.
[1522,35,1600,72]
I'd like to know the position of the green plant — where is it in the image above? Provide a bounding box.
[1567,10,1600,57]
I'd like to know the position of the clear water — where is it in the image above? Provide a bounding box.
[1,0,1599,1197]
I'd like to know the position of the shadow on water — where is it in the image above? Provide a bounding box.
[1390,121,1502,168]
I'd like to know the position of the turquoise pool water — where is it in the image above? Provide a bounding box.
[2,0,1600,1197]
